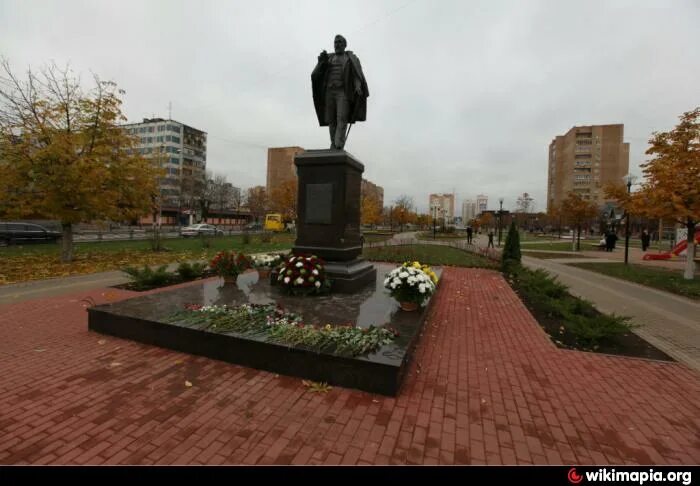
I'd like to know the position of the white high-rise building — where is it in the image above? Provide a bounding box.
[476,194,488,214]
[429,193,455,222]
[462,200,477,223]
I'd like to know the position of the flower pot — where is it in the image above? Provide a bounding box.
[223,275,238,284]
[399,301,419,312]
[257,268,270,279]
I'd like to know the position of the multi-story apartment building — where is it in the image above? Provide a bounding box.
[361,179,385,208]
[266,146,305,195]
[462,200,477,223]
[429,193,455,222]
[547,124,629,211]
[123,118,207,215]
[476,194,488,214]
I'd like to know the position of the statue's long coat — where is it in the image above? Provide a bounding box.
[311,51,369,126]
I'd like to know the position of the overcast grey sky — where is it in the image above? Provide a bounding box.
[2,0,699,213]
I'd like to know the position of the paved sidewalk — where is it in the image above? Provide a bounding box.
[522,256,700,373]
[0,268,698,464]
[0,252,289,306]
[0,271,129,306]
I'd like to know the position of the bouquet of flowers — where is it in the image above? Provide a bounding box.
[402,261,439,285]
[210,251,252,280]
[276,254,330,295]
[251,253,284,269]
[384,261,437,309]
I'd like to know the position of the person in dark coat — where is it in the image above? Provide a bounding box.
[487,231,495,248]
[311,35,369,150]
[466,226,473,244]
[641,229,651,252]
[605,231,618,252]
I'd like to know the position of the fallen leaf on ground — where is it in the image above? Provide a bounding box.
[185,380,193,387]
[302,380,332,393]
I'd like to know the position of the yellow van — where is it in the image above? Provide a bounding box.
[264,213,285,232]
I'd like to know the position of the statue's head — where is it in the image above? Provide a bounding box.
[334,35,347,54]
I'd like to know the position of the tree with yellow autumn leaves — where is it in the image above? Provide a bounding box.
[269,179,297,223]
[560,192,598,251]
[361,193,382,227]
[606,107,699,279]
[0,60,161,262]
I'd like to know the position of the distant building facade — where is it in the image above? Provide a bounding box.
[462,200,477,223]
[476,194,488,214]
[547,124,630,212]
[266,146,305,195]
[429,193,455,222]
[123,117,207,224]
[361,179,385,208]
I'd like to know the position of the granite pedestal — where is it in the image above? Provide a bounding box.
[293,149,376,292]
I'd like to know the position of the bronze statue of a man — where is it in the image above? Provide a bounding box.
[312,35,369,150]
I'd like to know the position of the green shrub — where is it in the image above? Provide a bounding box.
[259,232,273,243]
[122,264,173,290]
[562,311,632,347]
[507,264,633,347]
[242,231,251,245]
[501,222,521,270]
[176,262,208,280]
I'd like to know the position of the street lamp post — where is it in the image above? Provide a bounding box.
[623,174,636,265]
[498,197,504,247]
[431,204,438,239]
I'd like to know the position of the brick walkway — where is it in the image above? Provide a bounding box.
[0,269,698,465]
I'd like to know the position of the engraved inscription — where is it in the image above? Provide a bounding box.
[305,183,333,224]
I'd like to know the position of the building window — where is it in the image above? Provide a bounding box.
[171,136,180,144]
[170,157,180,165]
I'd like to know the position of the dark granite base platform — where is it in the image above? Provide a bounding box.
[88,263,441,396]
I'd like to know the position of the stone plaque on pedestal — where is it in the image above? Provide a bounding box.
[293,149,376,292]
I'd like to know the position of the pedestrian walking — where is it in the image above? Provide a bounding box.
[641,229,650,252]
[487,231,495,248]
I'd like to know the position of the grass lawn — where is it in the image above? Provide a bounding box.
[518,232,558,242]
[567,262,700,300]
[363,244,496,268]
[520,241,588,252]
[415,232,466,241]
[0,234,295,285]
[522,251,592,260]
[364,234,393,243]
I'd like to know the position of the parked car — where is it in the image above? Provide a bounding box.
[180,224,224,237]
[0,222,62,246]
[244,222,262,231]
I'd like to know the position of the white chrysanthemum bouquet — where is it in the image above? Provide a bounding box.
[383,263,437,308]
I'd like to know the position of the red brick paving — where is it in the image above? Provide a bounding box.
[0,269,698,465]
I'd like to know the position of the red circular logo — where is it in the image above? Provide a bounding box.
[568,467,583,484]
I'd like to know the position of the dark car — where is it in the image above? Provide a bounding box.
[0,222,62,246]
